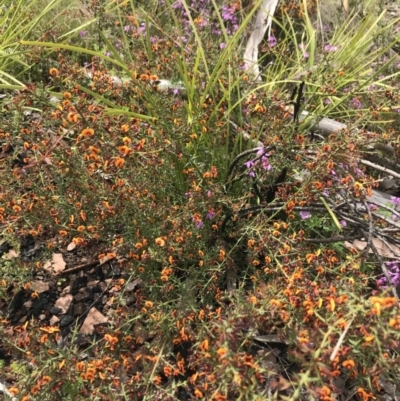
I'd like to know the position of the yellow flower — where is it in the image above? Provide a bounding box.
[8,387,19,396]
[118,145,132,156]
[217,347,227,358]
[155,237,165,246]
[357,387,375,401]
[342,359,355,369]
[76,362,86,372]
[122,136,132,145]
[114,157,125,168]
[248,296,257,305]
[41,376,52,384]
[79,128,94,139]
[199,339,209,351]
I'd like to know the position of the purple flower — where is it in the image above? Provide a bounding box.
[391,196,400,207]
[104,51,111,57]
[350,98,362,109]
[139,23,146,34]
[206,210,216,220]
[221,5,233,21]
[268,35,277,47]
[377,277,387,287]
[300,211,311,219]
[79,30,87,38]
[256,147,268,156]
[245,160,254,169]
[340,220,347,227]
[323,44,338,52]
[377,261,400,288]
[220,42,226,49]
[261,156,272,171]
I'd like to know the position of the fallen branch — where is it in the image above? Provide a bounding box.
[360,158,400,180]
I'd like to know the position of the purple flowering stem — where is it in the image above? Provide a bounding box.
[226,146,274,185]
[367,200,400,222]
[360,228,400,302]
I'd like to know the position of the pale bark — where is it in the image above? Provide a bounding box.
[243,0,280,82]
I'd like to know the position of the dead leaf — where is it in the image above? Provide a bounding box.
[61,285,71,295]
[79,308,108,335]
[67,242,76,251]
[132,322,149,344]
[2,249,19,259]
[3,327,13,337]
[269,375,292,391]
[49,316,60,325]
[31,281,49,293]
[43,253,66,274]
[55,294,73,314]
[345,238,400,259]
[99,253,116,265]
[254,334,288,345]
[125,278,143,292]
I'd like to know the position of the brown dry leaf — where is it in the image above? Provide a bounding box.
[79,307,108,335]
[54,294,73,314]
[31,281,50,294]
[3,249,19,259]
[3,327,13,337]
[253,334,288,345]
[49,316,60,325]
[43,253,66,274]
[132,322,150,344]
[269,375,292,391]
[99,253,116,265]
[344,238,400,259]
[67,242,76,251]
